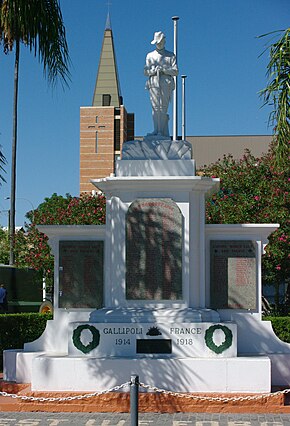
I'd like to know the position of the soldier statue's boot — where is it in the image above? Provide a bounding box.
[148,111,159,135]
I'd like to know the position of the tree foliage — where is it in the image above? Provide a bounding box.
[259,28,290,164]
[26,193,106,225]
[0,227,9,264]
[200,144,290,301]
[0,0,70,86]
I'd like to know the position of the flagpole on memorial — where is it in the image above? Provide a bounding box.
[172,16,179,141]
[181,75,187,140]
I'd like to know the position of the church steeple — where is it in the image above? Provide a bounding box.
[92,13,121,107]
[80,13,134,194]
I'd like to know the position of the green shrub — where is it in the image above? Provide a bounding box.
[263,316,290,343]
[0,313,52,371]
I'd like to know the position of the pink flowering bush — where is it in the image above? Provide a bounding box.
[14,193,106,281]
[28,193,106,225]
[199,143,289,309]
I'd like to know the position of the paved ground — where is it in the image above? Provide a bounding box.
[1,412,290,425]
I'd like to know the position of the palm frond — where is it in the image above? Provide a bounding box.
[259,28,290,164]
[0,0,70,86]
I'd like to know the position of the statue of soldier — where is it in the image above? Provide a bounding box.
[144,31,178,137]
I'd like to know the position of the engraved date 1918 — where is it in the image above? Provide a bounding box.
[176,338,194,345]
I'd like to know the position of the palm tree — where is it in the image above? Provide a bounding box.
[259,28,290,165]
[0,0,70,264]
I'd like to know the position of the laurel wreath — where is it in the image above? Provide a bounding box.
[72,324,100,354]
[204,324,233,354]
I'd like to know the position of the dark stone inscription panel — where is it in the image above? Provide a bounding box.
[210,240,256,309]
[59,241,104,309]
[136,339,172,354]
[126,198,182,300]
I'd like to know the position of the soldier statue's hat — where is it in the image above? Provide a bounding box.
[151,31,165,45]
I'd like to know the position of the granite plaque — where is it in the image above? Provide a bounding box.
[59,240,104,309]
[136,339,172,354]
[126,198,182,300]
[210,240,256,309]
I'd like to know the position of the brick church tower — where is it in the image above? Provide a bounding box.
[80,14,134,194]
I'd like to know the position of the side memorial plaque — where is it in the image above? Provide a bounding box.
[126,198,182,300]
[210,240,257,309]
[59,240,104,309]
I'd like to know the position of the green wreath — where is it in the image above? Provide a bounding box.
[72,324,100,354]
[205,324,233,354]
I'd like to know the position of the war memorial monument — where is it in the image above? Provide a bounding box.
[3,24,290,395]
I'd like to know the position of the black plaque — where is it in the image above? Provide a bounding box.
[126,198,182,300]
[136,339,172,354]
[210,240,256,309]
[59,241,104,309]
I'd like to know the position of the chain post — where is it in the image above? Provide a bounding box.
[130,374,139,426]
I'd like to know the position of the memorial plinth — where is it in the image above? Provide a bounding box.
[92,167,220,313]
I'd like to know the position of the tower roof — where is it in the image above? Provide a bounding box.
[92,15,121,107]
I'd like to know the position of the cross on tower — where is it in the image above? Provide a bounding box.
[106,0,112,13]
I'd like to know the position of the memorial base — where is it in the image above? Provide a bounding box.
[29,355,270,393]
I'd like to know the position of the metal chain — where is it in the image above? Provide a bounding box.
[138,382,290,402]
[0,381,130,402]
[2,380,290,404]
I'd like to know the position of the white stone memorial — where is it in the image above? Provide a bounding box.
[4,29,290,395]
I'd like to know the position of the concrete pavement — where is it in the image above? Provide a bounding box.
[1,412,290,425]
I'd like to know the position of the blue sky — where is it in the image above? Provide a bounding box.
[0,0,289,227]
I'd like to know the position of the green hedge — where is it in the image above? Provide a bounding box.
[0,313,52,371]
[264,316,290,343]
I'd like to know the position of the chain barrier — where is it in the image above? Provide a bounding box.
[0,381,130,402]
[139,382,290,402]
[1,379,290,403]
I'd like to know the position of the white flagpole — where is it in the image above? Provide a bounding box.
[181,75,187,140]
[172,16,179,141]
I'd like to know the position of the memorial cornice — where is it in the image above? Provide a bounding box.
[37,225,106,238]
[205,223,279,244]
[92,176,220,195]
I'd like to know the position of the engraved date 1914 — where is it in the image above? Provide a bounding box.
[115,338,131,345]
